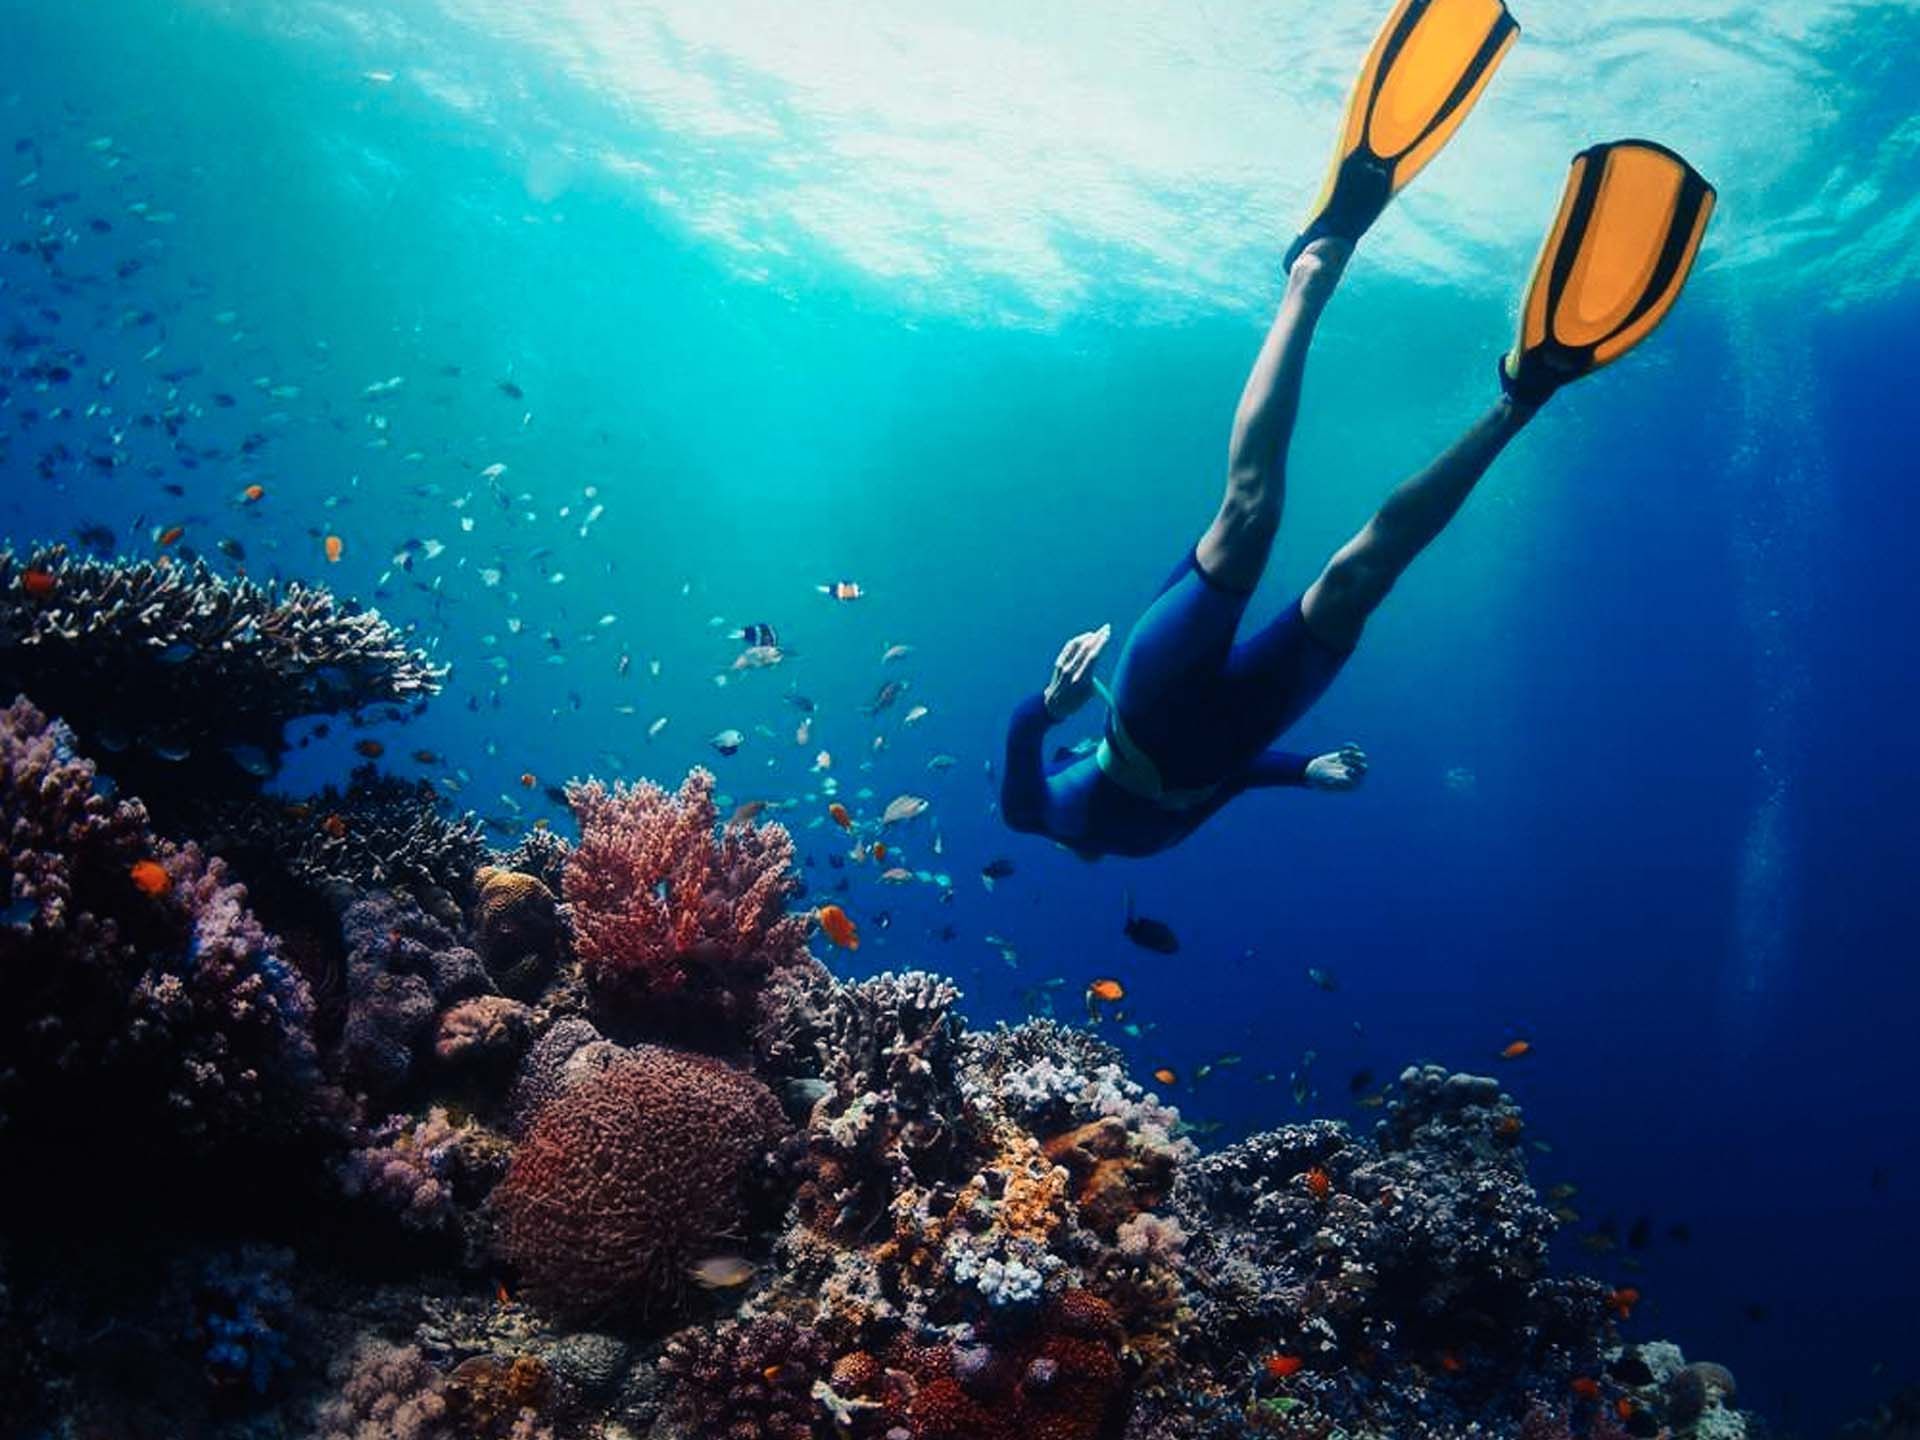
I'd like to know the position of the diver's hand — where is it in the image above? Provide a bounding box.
[1305,743,1368,791]
[1044,625,1112,721]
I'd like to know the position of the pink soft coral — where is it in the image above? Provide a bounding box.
[563,768,807,1037]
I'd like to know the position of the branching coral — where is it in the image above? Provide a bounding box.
[563,768,807,1038]
[204,764,486,913]
[492,1044,787,1322]
[0,544,442,825]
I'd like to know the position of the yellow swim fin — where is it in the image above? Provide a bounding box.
[1501,140,1716,405]
[1285,0,1519,271]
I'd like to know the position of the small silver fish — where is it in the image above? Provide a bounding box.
[687,1255,757,1290]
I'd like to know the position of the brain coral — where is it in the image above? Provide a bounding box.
[491,1045,786,1321]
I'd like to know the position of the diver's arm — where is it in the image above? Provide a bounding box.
[1001,693,1056,832]
[1242,750,1316,789]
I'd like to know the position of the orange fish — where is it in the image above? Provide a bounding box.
[1570,1377,1601,1401]
[1304,1167,1332,1200]
[324,534,344,563]
[1438,1349,1464,1375]
[1495,1114,1524,1136]
[828,802,852,830]
[1499,1040,1532,1060]
[872,842,888,862]
[1152,1067,1178,1087]
[20,567,57,599]
[520,772,538,789]
[1616,1398,1637,1422]
[1087,977,1125,1003]
[129,859,170,897]
[816,904,858,950]
[1264,1354,1303,1380]
[157,525,185,548]
[354,739,384,759]
[820,580,863,601]
[1608,1286,1640,1320]
[241,483,265,503]
[321,813,348,840]
[495,1280,512,1305]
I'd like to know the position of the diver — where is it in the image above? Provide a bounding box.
[1002,0,1715,860]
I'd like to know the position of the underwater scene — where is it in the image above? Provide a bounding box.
[3,1,1917,1437]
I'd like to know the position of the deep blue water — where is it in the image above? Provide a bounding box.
[5,1,1918,1431]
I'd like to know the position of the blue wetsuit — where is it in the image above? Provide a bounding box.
[1002,552,1353,858]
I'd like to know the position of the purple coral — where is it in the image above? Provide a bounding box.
[0,696,320,1152]
[336,892,488,1097]
[313,1338,450,1440]
[337,1108,463,1230]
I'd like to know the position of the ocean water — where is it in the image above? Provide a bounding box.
[4,0,1918,1433]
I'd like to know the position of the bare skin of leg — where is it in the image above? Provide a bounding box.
[1300,394,1538,651]
[1197,237,1352,593]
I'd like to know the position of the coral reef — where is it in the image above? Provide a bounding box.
[191,1246,298,1397]
[336,890,490,1098]
[1,545,442,823]
[472,864,563,998]
[436,994,535,1074]
[337,1107,466,1231]
[1165,1064,1614,1434]
[0,696,322,1160]
[313,1337,450,1440]
[204,764,487,916]
[658,1313,830,1440]
[0,698,1772,1440]
[492,1044,788,1322]
[563,768,808,1040]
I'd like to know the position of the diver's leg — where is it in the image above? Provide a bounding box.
[1197,238,1350,593]
[1299,395,1535,650]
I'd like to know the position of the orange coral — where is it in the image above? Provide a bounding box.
[446,1353,550,1438]
[1041,1116,1177,1237]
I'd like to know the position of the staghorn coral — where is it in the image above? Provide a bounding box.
[0,545,442,826]
[470,865,561,998]
[658,1313,829,1440]
[563,768,808,1039]
[313,1337,450,1440]
[492,1045,787,1323]
[0,696,321,1155]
